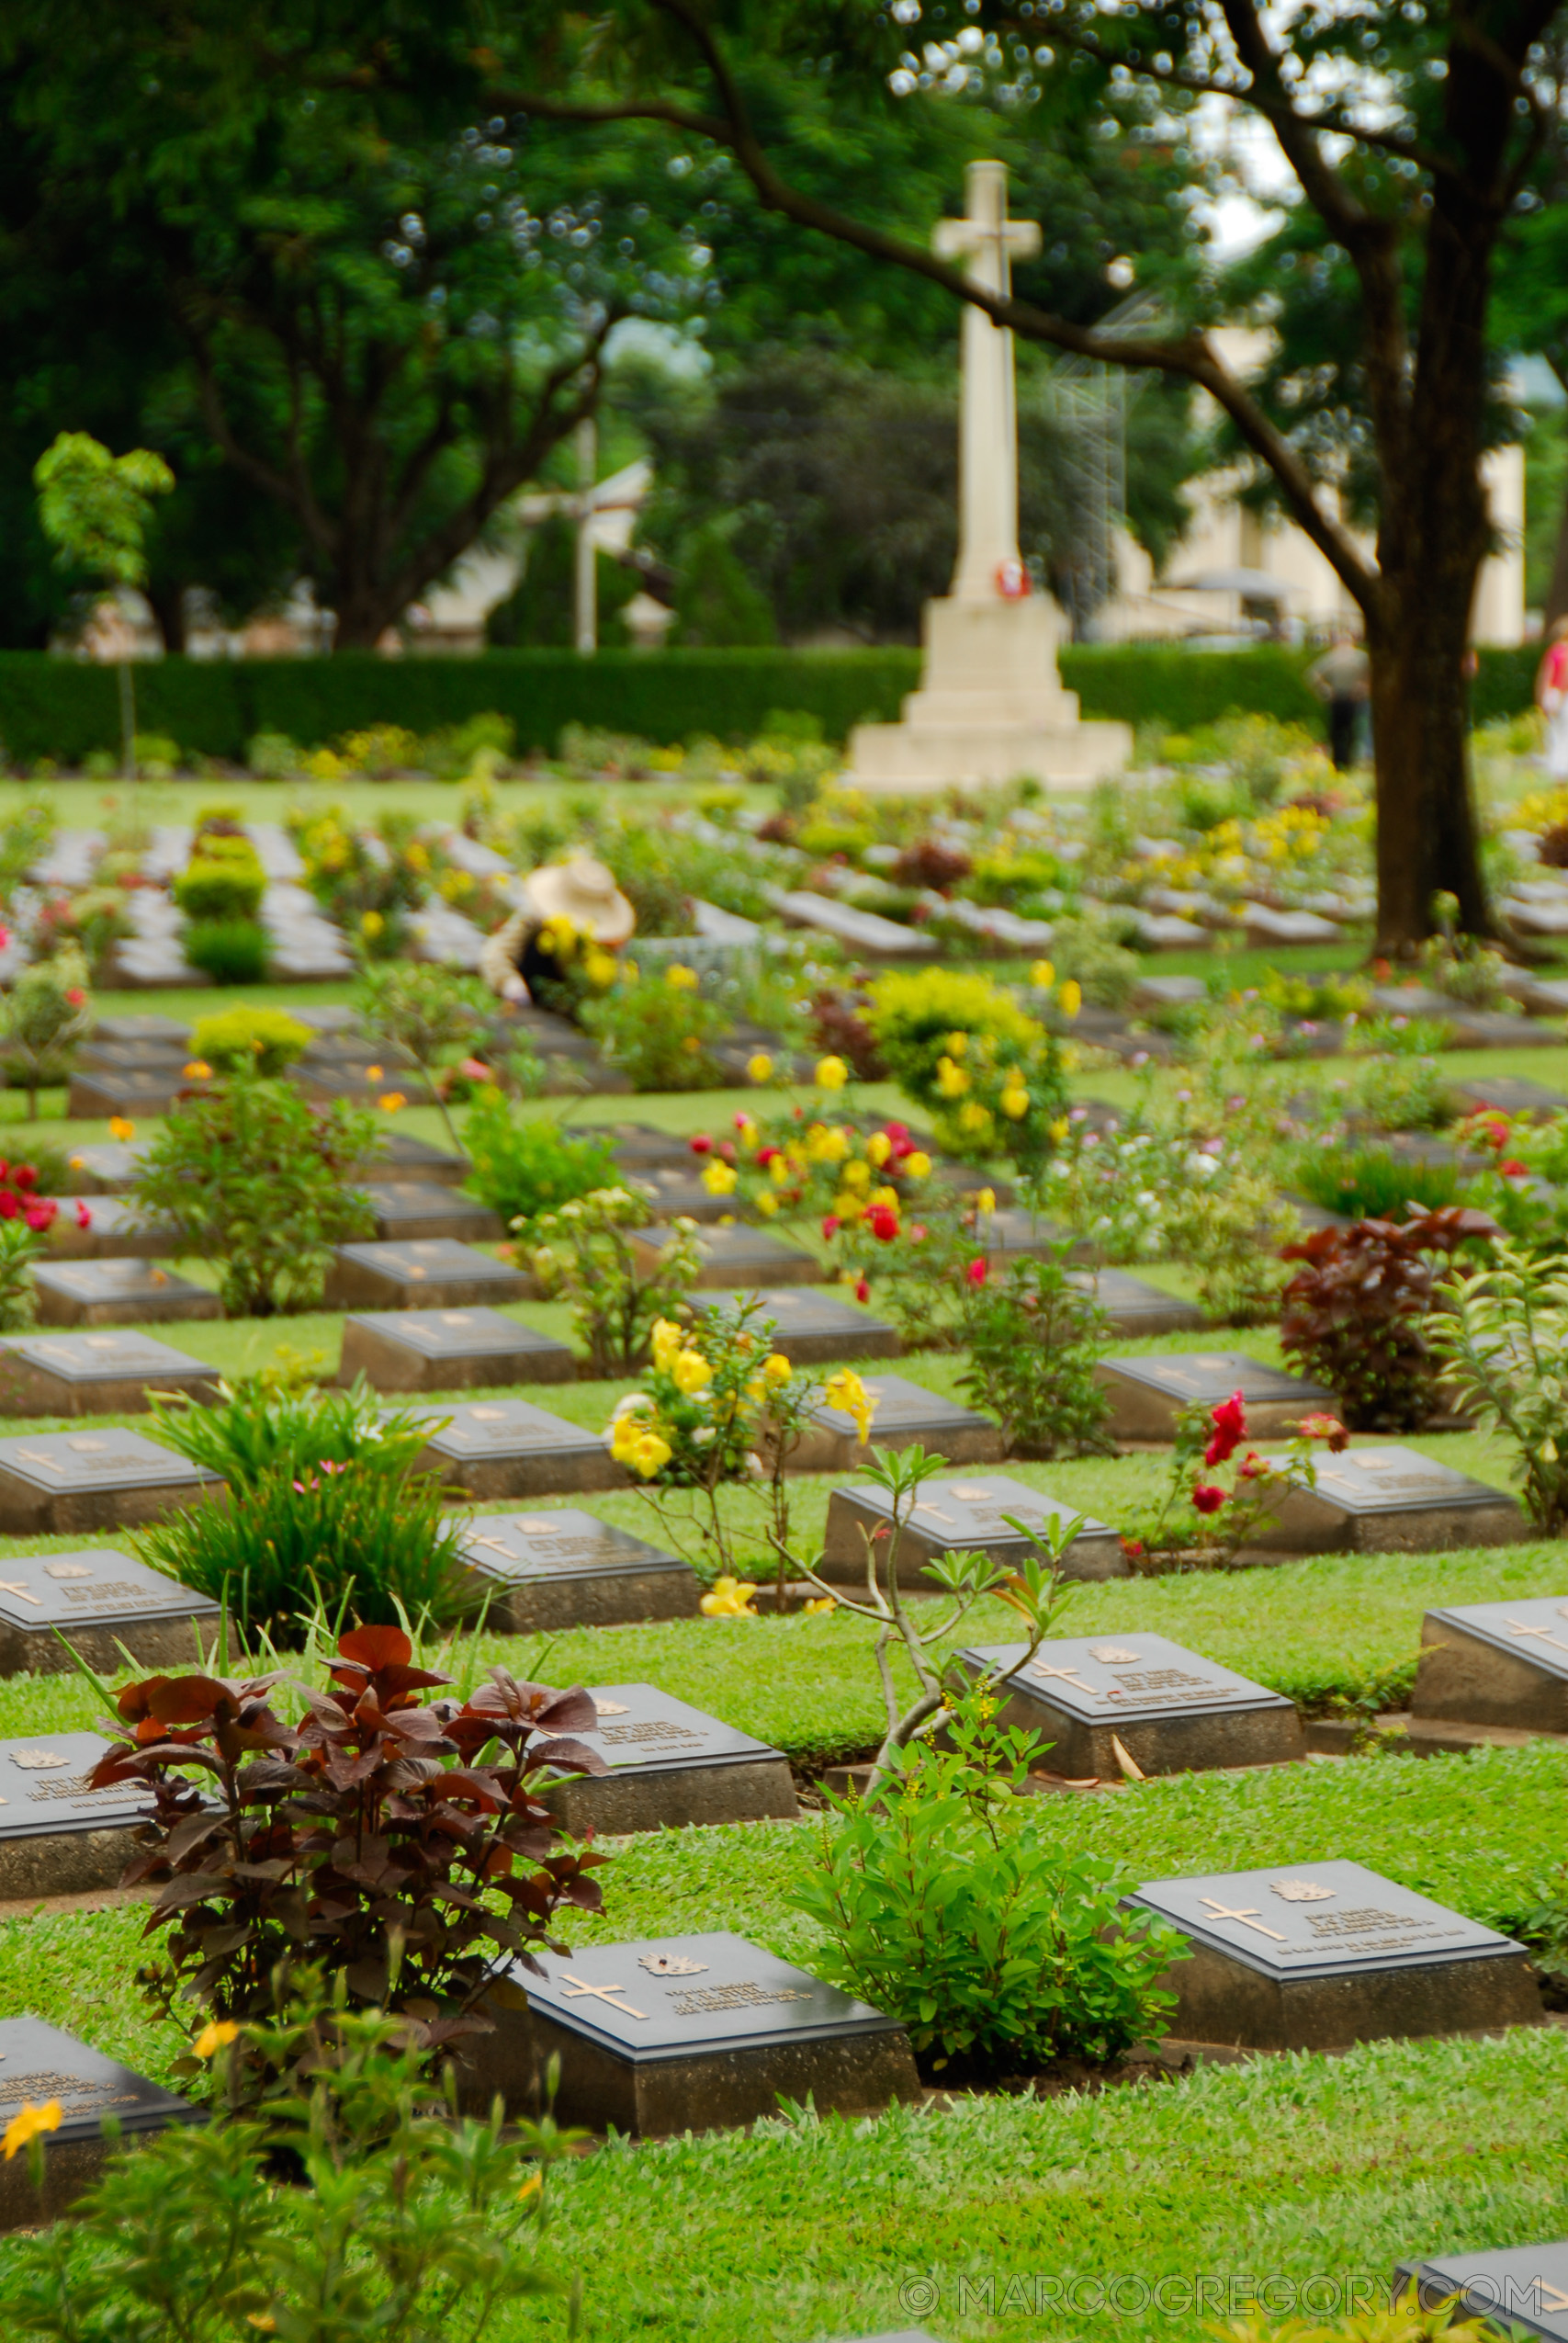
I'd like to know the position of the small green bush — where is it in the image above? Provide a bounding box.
[463,1090,618,1228]
[188,1004,313,1077]
[958,1249,1116,1458]
[580,967,732,1092]
[795,1692,1186,2075]
[184,918,271,985]
[0,1220,43,1330]
[132,1077,378,1315]
[867,967,1067,1166]
[1290,1142,1465,1222]
[174,838,266,922]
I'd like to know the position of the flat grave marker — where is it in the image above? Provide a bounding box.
[976,1207,1095,1270]
[538,1682,795,1834]
[76,1038,186,1073]
[0,2018,200,2231]
[0,1730,157,1899]
[65,1067,197,1119]
[1448,1074,1568,1120]
[484,1930,919,2135]
[1259,1443,1526,1552]
[369,1132,472,1186]
[0,1431,222,1535]
[603,1123,703,1171]
[631,1223,819,1290]
[626,1168,743,1225]
[789,1372,1001,1473]
[1411,1596,1568,1738]
[324,1239,532,1311]
[1094,1352,1337,1443]
[61,1143,143,1196]
[1395,2241,1568,2336]
[339,1307,574,1393]
[692,1286,901,1364]
[0,1545,219,1675]
[822,1472,1123,1585]
[48,1200,184,1262]
[413,1400,619,1498]
[458,1508,699,1630]
[1066,1269,1206,1338]
[0,1330,219,1417]
[32,1261,221,1329]
[959,1632,1303,1778]
[1123,1858,1540,2052]
[356,1182,504,1245]
[90,1013,186,1047]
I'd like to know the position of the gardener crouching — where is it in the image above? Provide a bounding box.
[479,855,636,1006]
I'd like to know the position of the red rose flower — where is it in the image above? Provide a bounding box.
[12,1166,36,1192]
[1203,1390,1247,1467]
[23,1202,54,1231]
[688,1134,713,1155]
[75,1201,92,1228]
[965,1257,988,1287]
[854,1277,870,1303]
[1191,1482,1228,1515]
[866,1205,899,1242]
[1500,1159,1527,1179]
[1121,1537,1145,1558]
[0,1193,17,1220]
[821,1215,840,1240]
[756,1146,779,1167]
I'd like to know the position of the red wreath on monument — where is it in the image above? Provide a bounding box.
[995,557,1031,599]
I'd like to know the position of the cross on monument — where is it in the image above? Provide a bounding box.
[1199,1897,1286,1943]
[932,160,1043,603]
[1507,1619,1568,1656]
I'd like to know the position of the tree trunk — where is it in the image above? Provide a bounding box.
[144,581,187,654]
[1545,451,1568,635]
[1368,577,1489,956]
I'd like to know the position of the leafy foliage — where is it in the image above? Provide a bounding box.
[795,1688,1186,2074]
[1280,1206,1500,1432]
[187,1003,312,1078]
[462,1089,616,1229]
[173,836,265,922]
[1289,1142,1465,1222]
[183,918,271,985]
[0,1978,572,2343]
[131,1075,380,1315]
[579,965,733,1092]
[1429,1240,1568,1534]
[957,1248,1115,1460]
[0,1218,45,1330]
[352,962,496,1149]
[86,1626,608,2087]
[867,968,1068,1166]
[0,944,92,1115]
[529,1188,704,1375]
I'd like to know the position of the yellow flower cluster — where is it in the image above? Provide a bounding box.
[822,1367,875,1445]
[2,2099,61,2160]
[665,964,699,990]
[609,1408,673,1478]
[701,1574,759,1617]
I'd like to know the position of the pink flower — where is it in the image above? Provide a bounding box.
[1121,1537,1145,1559]
[1191,1483,1228,1516]
[75,1201,92,1228]
[66,987,86,1008]
[821,1215,840,1240]
[908,1222,928,1242]
[689,1134,713,1155]
[854,1276,870,1303]
[23,1203,54,1232]
[458,1057,491,1081]
[1238,1451,1268,1480]
[1500,1159,1527,1179]
[965,1257,988,1287]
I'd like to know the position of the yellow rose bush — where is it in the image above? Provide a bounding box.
[867,968,1070,1169]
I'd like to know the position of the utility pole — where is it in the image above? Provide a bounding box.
[574,417,597,653]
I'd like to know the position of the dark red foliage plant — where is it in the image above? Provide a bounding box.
[89,1624,610,2095]
[1279,1204,1500,1431]
[810,985,886,1081]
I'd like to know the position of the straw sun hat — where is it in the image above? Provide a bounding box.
[520,854,636,945]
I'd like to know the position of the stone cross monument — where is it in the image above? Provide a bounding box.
[850,159,1130,794]
[932,159,1040,604]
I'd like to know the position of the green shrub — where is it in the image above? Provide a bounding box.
[957,1249,1115,1458]
[184,917,270,985]
[420,708,515,779]
[173,838,266,922]
[867,967,1067,1166]
[0,1220,43,1330]
[794,1690,1186,2074]
[580,966,732,1092]
[529,1189,704,1375]
[463,1090,617,1228]
[188,1004,313,1078]
[246,729,299,778]
[1290,1142,1465,1222]
[1041,911,1141,1010]
[351,962,496,1150]
[1430,1239,1568,1531]
[134,1442,470,1636]
[132,1077,379,1315]
[0,1981,573,2342]
[150,1375,427,1490]
[1345,1050,1455,1132]
[0,945,92,1116]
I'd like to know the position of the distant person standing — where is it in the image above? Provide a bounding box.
[1536,617,1568,780]
[1308,625,1371,771]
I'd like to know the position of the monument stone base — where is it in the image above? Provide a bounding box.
[850,596,1130,794]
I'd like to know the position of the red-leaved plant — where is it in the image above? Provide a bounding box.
[88,1624,609,2095]
[1279,1204,1499,1430]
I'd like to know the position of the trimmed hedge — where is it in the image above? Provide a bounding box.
[0,639,1538,765]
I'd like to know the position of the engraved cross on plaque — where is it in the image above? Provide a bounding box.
[1507,1619,1568,1657]
[0,1582,40,1606]
[558,1973,648,2020]
[1199,1897,1287,1942]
